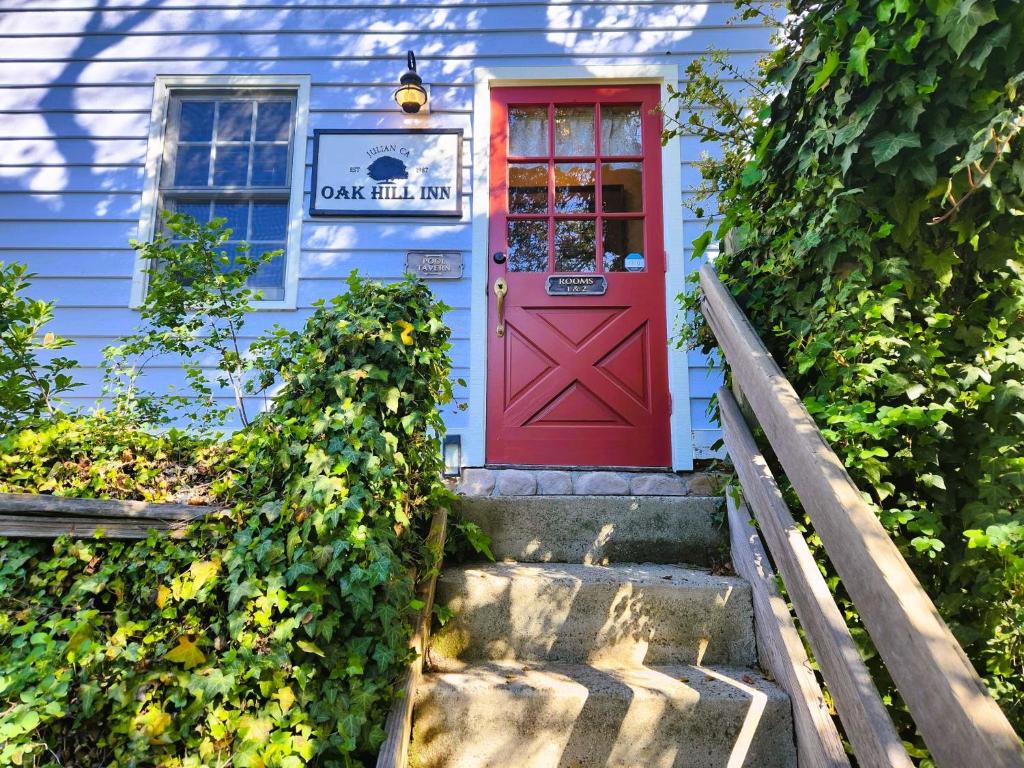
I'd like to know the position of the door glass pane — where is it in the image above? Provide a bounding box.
[507,219,548,272]
[213,145,250,186]
[256,101,292,141]
[509,106,548,157]
[555,220,596,273]
[601,105,642,155]
[174,145,211,186]
[179,101,214,142]
[554,163,596,213]
[508,163,548,213]
[252,144,289,186]
[554,106,595,156]
[602,162,643,212]
[217,101,253,141]
[603,218,645,272]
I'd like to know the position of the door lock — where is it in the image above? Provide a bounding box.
[492,251,507,264]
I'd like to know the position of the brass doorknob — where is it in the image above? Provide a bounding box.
[494,278,508,337]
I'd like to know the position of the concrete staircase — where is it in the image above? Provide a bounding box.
[410,492,797,768]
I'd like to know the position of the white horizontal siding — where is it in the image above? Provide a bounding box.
[0,0,772,447]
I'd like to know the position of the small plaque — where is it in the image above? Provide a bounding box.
[546,275,608,296]
[406,250,463,279]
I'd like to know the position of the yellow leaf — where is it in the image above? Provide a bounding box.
[155,585,171,609]
[397,320,414,346]
[296,640,325,657]
[135,706,172,743]
[189,559,221,590]
[164,635,206,669]
[275,685,296,713]
[238,714,273,743]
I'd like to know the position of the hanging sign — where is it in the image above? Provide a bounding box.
[310,129,463,217]
[406,250,463,279]
[546,275,608,295]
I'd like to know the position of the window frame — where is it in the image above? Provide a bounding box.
[132,74,311,310]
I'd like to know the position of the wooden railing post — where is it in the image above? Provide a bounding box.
[699,263,1024,768]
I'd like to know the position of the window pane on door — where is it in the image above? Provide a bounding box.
[600,105,642,155]
[601,162,643,212]
[554,163,596,213]
[603,218,645,272]
[509,106,548,157]
[508,219,548,272]
[554,106,595,156]
[555,220,596,273]
[508,163,548,213]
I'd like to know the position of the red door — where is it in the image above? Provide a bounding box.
[486,85,671,467]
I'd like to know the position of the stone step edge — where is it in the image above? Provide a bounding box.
[455,468,726,497]
[416,661,787,702]
[439,561,749,590]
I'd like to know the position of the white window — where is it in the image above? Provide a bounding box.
[133,76,310,309]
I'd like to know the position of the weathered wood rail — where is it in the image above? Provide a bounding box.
[0,492,217,539]
[700,262,1024,768]
[376,508,448,768]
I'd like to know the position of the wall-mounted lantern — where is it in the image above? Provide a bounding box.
[394,50,428,114]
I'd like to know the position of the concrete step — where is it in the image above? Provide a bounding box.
[458,495,723,565]
[411,661,796,768]
[430,563,756,668]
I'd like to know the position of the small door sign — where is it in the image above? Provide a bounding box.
[624,252,645,272]
[546,275,608,295]
[406,250,463,279]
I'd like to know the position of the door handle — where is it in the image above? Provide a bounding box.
[494,277,508,337]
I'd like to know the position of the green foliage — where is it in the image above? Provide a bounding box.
[103,213,279,429]
[0,275,458,766]
[669,0,1024,747]
[0,262,80,431]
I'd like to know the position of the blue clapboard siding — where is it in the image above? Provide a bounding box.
[0,0,772,451]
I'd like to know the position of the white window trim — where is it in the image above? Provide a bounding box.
[464,64,694,471]
[131,74,310,311]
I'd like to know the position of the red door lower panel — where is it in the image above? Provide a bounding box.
[486,85,671,467]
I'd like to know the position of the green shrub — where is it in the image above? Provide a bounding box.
[103,213,279,430]
[0,262,80,431]
[672,0,1024,745]
[0,275,456,766]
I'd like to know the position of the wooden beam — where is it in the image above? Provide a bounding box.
[0,492,215,521]
[727,489,852,768]
[701,263,1024,768]
[0,515,188,539]
[722,393,907,768]
[376,508,449,768]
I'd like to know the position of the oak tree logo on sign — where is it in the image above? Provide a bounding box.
[367,156,408,185]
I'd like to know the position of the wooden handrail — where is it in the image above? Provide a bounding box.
[722,389,910,768]
[376,508,448,768]
[700,263,1024,768]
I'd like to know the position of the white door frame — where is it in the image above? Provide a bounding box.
[464,64,693,470]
